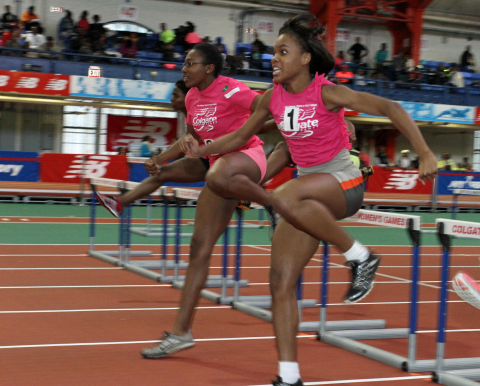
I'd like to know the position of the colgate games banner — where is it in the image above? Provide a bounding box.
[367,167,433,194]
[41,154,129,183]
[107,115,177,152]
[0,70,69,95]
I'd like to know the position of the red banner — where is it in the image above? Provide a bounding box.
[367,167,433,194]
[107,115,177,152]
[40,154,129,183]
[0,70,69,96]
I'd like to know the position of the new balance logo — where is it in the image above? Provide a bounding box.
[15,77,40,89]
[384,169,418,190]
[0,75,10,87]
[64,155,110,179]
[45,79,68,91]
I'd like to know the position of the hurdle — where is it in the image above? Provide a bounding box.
[432,218,480,385]
[232,220,386,332]
[318,209,432,370]
[168,187,249,298]
[452,189,480,220]
[88,178,189,281]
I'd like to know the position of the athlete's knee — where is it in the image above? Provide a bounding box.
[270,265,297,296]
[274,141,289,154]
[270,189,299,220]
[189,236,212,265]
[205,168,230,194]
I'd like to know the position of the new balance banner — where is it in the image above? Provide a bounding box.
[0,70,69,96]
[0,151,39,182]
[107,115,178,153]
[367,167,433,194]
[436,171,480,195]
[41,154,129,183]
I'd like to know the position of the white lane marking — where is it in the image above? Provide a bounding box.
[0,284,168,289]
[250,375,429,386]
[0,306,229,314]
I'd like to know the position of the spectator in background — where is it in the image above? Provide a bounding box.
[184,23,202,49]
[252,32,266,54]
[250,42,263,74]
[434,63,449,85]
[162,42,175,62]
[374,145,394,167]
[203,36,212,43]
[460,45,475,69]
[392,48,407,81]
[140,136,152,157]
[92,33,108,55]
[5,28,23,55]
[174,25,187,50]
[25,25,46,49]
[2,5,18,29]
[58,10,75,47]
[409,65,424,83]
[89,14,104,43]
[117,147,127,155]
[215,36,228,54]
[335,64,354,84]
[20,6,39,30]
[77,11,89,32]
[374,43,388,77]
[449,64,465,88]
[334,50,345,69]
[405,53,415,72]
[438,152,457,171]
[120,36,137,58]
[39,36,59,58]
[355,67,367,86]
[348,37,368,64]
[159,23,175,45]
[397,149,412,169]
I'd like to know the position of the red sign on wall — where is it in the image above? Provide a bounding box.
[41,154,129,183]
[0,70,69,96]
[107,115,178,152]
[475,107,480,125]
[367,167,433,194]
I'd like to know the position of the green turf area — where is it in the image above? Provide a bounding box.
[1,203,479,246]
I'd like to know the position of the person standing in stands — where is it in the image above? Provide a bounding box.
[20,6,39,30]
[77,11,89,32]
[460,45,475,70]
[348,37,368,64]
[2,5,18,29]
[183,14,437,385]
[374,43,388,77]
[57,10,75,48]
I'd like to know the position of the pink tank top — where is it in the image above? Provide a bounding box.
[270,74,350,168]
[186,76,263,161]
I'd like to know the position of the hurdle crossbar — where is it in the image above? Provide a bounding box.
[432,219,480,386]
[319,209,429,370]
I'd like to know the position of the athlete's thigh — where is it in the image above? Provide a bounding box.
[275,173,347,220]
[271,218,320,278]
[209,152,261,183]
[159,157,207,183]
[192,185,237,245]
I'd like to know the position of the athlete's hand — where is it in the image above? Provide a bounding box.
[418,151,438,183]
[144,158,159,175]
[179,134,200,157]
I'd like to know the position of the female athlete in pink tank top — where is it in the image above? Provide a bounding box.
[183,13,438,386]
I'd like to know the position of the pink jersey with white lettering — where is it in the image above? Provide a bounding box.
[270,73,350,168]
[186,76,263,161]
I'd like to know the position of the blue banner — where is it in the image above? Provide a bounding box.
[437,171,480,195]
[0,151,39,182]
[128,162,205,187]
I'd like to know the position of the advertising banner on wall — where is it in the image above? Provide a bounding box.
[106,115,178,153]
[367,167,433,194]
[69,76,175,103]
[0,151,39,182]
[41,154,129,183]
[360,101,477,125]
[436,171,480,195]
[0,70,69,96]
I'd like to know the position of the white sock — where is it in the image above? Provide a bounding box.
[343,241,369,263]
[279,361,300,384]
